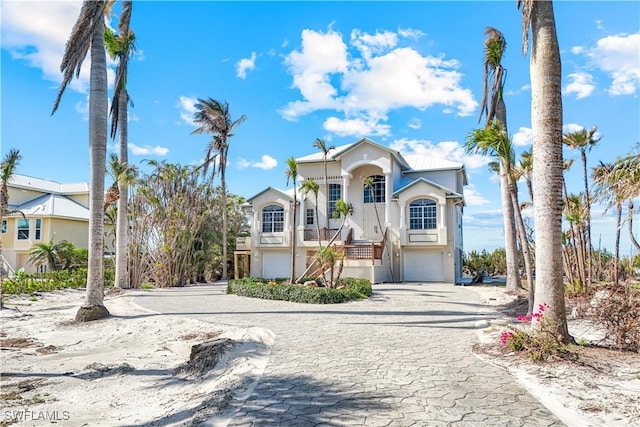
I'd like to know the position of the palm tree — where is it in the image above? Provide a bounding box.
[466,121,535,312]
[478,27,522,293]
[364,176,393,281]
[28,239,75,272]
[592,162,625,284]
[313,138,335,234]
[1,149,22,307]
[285,157,299,284]
[518,0,571,342]
[301,179,322,248]
[563,126,600,289]
[105,0,135,289]
[519,149,534,205]
[51,0,109,321]
[191,98,247,280]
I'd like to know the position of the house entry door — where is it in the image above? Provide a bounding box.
[362,204,382,241]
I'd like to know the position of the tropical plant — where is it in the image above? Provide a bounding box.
[191,98,247,281]
[301,179,322,249]
[563,126,601,289]
[1,149,22,307]
[105,0,135,289]
[466,121,535,312]
[312,138,335,232]
[477,26,522,293]
[28,239,76,272]
[518,0,572,342]
[285,157,299,284]
[51,0,110,321]
[364,176,393,281]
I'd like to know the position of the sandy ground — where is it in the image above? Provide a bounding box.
[470,284,640,427]
[0,286,638,426]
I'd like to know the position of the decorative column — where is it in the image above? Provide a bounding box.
[384,172,392,224]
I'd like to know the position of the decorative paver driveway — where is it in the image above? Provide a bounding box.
[134,283,563,426]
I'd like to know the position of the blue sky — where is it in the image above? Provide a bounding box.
[2,1,639,254]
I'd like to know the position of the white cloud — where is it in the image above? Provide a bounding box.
[407,118,422,130]
[397,27,425,40]
[237,155,278,170]
[2,1,117,97]
[129,143,169,156]
[563,123,585,133]
[236,52,257,79]
[463,184,490,206]
[323,116,391,137]
[389,138,490,171]
[177,96,198,126]
[564,72,595,99]
[512,127,532,147]
[280,27,478,134]
[573,32,640,96]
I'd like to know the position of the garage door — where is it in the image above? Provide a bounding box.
[262,251,291,279]
[404,251,444,282]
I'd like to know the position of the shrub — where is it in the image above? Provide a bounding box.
[227,277,371,304]
[1,268,115,295]
[499,303,564,361]
[589,283,640,352]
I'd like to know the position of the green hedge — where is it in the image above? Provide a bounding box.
[1,268,115,295]
[227,277,372,304]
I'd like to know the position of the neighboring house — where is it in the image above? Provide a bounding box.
[245,138,467,284]
[1,174,112,274]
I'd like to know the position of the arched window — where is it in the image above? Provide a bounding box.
[409,198,437,229]
[262,204,284,233]
[364,175,385,203]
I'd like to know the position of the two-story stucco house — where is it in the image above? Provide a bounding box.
[244,138,467,284]
[1,174,102,274]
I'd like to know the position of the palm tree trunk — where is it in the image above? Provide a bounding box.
[499,159,522,292]
[510,185,535,314]
[290,194,297,283]
[76,18,109,321]
[614,202,622,285]
[529,0,571,342]
[221,161,229,281]
[581,150,593,290]
[627,200,640,252]
[115,88,129,288]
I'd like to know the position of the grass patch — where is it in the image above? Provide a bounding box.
[227,277,372,304]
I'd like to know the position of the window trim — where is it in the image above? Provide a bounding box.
[17,218,30,240]
[408,198,437,230]
[305,208,314,226]
[328,183,342,219]
[364,175,385,203]
[261,204,285,233]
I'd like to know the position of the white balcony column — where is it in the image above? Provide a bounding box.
[342,173,350,203]
[384,172,392,224]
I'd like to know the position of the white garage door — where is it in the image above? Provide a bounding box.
[262,251,291,279]
[404,251,444,282]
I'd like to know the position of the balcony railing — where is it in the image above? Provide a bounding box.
[303,228,340,241]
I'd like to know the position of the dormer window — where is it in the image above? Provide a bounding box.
[364,175,385,203]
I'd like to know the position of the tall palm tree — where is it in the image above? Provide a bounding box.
[301,179,322,248]
[563,126,600,289]
[0,149,22,307]
[478,27,522,292]
[466,121,535,312]
[285,157,299,283]
[313,138,335,234]
[52,0,109,322]
[191,98,247,280]
[105,0,135,289]
[519,0,571,342]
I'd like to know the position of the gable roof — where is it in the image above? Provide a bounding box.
[11,193,89,220]
[296,138,411,170]
[402,154,464,172]
[9,174,89,195]
[393,177,463,199]
[247,186,294,203]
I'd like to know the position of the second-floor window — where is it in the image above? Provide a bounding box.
[1,220,6,234]
[35,218,42,240]
[262,204,284,233]
[17,218,29,240]
[364,175,385,203]
[306,208,314,226]
[409,198,437,230]
[328,184,341,219]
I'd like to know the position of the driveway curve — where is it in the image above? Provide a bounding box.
[134,282,563,426]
